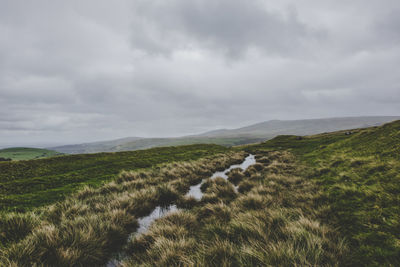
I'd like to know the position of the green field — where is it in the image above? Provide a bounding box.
[0,147,62,161]
[0,144,228,211]
[0,122,399,266]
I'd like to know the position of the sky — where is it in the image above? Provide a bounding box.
[0,0,399,147]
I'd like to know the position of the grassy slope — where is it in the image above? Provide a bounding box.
[245,120,400,266]
[0,147,61,161]
[0,144,228,212]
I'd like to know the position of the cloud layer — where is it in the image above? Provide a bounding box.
[0,0,399,146]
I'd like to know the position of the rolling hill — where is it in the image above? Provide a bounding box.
[200,115,400,137]
[0,147,62,161]
[50,116,399,154]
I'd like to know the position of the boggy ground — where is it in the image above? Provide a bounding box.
[120,151,346,266]
[2,122,398,266]
[0,151,245,266]
[0,144,228,212]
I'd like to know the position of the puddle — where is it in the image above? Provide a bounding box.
[186,182,202,200]
[106,205,178,267]
[135,205,178,235]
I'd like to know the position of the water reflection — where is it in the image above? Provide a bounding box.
[186,154,256,200]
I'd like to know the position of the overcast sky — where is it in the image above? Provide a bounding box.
[0,0,399,147]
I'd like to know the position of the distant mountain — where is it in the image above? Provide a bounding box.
[199,116,400,138]
[50,136,261,154]
[50,116,400,154]
[49,137,142,154]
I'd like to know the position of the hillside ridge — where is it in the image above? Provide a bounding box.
[50,116,399,154]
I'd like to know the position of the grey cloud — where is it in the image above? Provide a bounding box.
[0,0,399,147]
[374,8,400,47]
[130,0,319,57]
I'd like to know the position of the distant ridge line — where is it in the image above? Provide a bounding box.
[49,116,400,154]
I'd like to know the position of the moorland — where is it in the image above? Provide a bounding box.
[0,120,399,266]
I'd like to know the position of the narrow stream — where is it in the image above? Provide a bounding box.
[186,154,256,200]
[107,154,255,267]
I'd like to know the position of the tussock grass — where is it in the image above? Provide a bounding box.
[226,168,244,185]
[0,151,246,266]
[4,213,137,266]
[121,151,346,266]
[176,195,199,209]
[236,193,267,210]
[237,180,254,193]
[0,212,39,247]
[201,178,237,204]
[198,202,232,223]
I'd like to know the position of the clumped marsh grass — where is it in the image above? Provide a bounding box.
[0,151,246,266]
[121,151,347,266]
[201,177,237,204]
[0,212,40,247]
[226,168,244,185]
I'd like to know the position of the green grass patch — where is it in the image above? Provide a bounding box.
[0,147,62,161]
[0,144,228,212]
